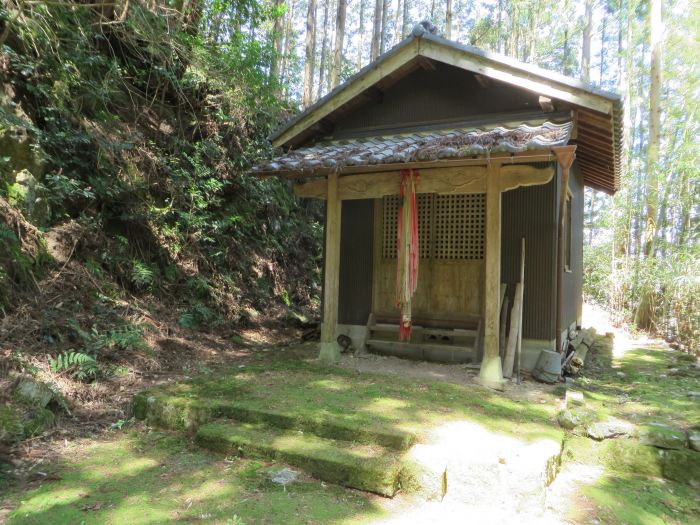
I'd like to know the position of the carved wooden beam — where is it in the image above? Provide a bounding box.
[500,164,555,192]
[293,166,488,200]
[294,164,555,200]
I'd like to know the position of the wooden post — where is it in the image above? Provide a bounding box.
[552,146,576,355]
[516,237,525,384]
[319,172,342,364]
[477,163,505,390]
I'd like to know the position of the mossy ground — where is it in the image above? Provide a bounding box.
[137,359,563,444]
[2,428,387,525]
[557,336,700,524]
[3,336,699,524]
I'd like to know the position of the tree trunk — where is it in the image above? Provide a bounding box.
[445,0,452,39]
[358,0,365,69]
[634,0,663,330]
[281,0,295,94]
[393,0,402,45]
[371,0,382,60]
[496,0,503,53]
[331,0,346,89]
[581,0,593,82]
[303,0,317,106]
[402,0,410,38]
[380,0,389,54]
[269,0,285,83]
[318,0,330,99]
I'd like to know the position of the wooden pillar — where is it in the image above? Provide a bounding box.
[319,172,342,364]
[478,163,505,390]
[553,146,577,355]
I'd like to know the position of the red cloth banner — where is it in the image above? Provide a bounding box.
[396,169,420,341]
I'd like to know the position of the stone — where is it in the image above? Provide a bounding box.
[13,378,57,408]
[7,169,51,225]
[0,407,25,445]
[562,436,664,478]
[557,409,580,430]
[687,391,700,399]
[638,423,687,450]
[586,418,634,441]
[661,449,700,487]
[403,445,448,501]
[565,389,586,408]
[270,467,299,487]
[688,430,700,452]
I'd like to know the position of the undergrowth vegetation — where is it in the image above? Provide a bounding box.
[0,1,322,384]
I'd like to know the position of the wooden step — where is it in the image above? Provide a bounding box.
[366,339,475,364]
[196,421,405,496]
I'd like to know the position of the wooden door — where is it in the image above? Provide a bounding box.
[372,193,485,321]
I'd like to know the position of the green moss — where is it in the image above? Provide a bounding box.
[563,436,664,477]
[196,422,404,497]
[661,449,700,486]
[133,360,563,445]
[0,406,25,444]
[3,430,386,524]
[579,473,700,525]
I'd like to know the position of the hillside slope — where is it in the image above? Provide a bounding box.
[0,2,321,452]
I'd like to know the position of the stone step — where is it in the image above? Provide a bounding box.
[196,420,405,496]
[133,391,415,451]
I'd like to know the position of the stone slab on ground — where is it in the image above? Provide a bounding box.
[195,420,404,496]
[661,449,700,486]
[562,436,664,478]
[638,423,687,450]
[133,390,415,450]
[586,417,634,441]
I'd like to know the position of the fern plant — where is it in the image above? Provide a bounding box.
[49,351,99,380]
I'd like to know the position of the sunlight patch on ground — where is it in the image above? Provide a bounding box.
[399,420,561,522]
[308,378,352,391]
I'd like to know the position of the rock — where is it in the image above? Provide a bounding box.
[638,423,687,450]
[7,169,51,225]
[586,418,634,441]
[557,409,580,430]
[0,406,55,445]
[661,449,700,486]
[0,407,25,445]
[270,467,299,486]
[565,390,586,408]
[403,444,448,501]
[562,436,664,478]
[615,371,626,379]
[13,378,58,408]
[687,391,700,399]
[688,430,700,452]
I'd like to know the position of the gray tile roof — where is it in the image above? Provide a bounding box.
[253,121,573,175]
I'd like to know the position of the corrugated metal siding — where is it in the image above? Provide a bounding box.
[501,170,558,340]
[562,162,584,329]
[334,62,541,134]
[338,199,374,325]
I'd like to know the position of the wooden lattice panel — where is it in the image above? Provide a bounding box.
[382,195,400,258]
[382,194,432,259]
[433,194,485,260]
[417,194,432,259]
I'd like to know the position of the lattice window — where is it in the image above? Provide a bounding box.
[433,194,485,260]
[382,193,485,260]
[382,195,400,258]
[382,194,432,259]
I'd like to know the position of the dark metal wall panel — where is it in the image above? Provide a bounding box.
[338,199,374,325]
[501,170,558,340]
[562,162,584,329]
[333,62,541,134]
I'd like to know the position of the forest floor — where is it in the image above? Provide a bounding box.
[1,305,699,525]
